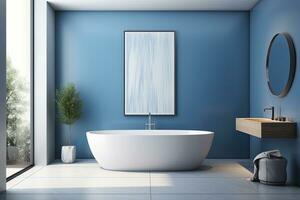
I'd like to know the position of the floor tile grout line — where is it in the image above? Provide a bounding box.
[25,177,251,179]
[20,173,252,179]
[28,176,150,179]
[149,171,152,200]
[5,192,300,195]
[149,193,300,195]
[8,166,45,189]
[5,193,152,195]
[150,176,252,178]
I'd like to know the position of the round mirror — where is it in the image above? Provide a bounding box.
[266,33,296,97]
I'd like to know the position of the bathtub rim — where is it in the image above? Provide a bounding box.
[86,129,214,136]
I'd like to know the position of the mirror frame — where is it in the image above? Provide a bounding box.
[266,33,296,97]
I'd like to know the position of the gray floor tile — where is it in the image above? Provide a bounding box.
[0,194,150,200]
[151,177,259,194]
[9,177,150,194]
[31,165,148,178]
[150,163,251,178]
[4,159,300,200]
[257,184,300,194]
[151,194,300,200]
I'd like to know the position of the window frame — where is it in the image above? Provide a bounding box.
[6,0,34,182]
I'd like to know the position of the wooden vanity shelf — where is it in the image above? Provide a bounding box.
[236,118,297,138]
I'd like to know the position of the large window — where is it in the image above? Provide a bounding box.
[6,0,33,179]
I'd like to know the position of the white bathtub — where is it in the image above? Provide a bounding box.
[86,130,214,171]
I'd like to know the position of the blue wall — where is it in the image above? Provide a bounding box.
[250,0,300,185]
[55,12,250,159]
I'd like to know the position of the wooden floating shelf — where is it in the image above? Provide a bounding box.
[236,118,297,138]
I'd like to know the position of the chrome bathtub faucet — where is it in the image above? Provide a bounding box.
[145,112,155,130]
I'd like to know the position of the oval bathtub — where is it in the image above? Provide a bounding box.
[86,130,214,171]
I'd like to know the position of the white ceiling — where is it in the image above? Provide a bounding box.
[48,0,260,11]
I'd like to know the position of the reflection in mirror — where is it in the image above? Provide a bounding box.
[267,33,296,97]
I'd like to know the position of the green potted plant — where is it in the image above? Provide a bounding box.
[56,83,82,163]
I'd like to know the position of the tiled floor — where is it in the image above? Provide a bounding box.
[6,167,23,178]
[1,159,300,200]
[7,162,31,178]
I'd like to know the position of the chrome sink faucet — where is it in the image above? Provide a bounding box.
[264,106,275,120]
[145,112,155,130]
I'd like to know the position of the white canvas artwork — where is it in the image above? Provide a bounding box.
[125,31,175,115]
